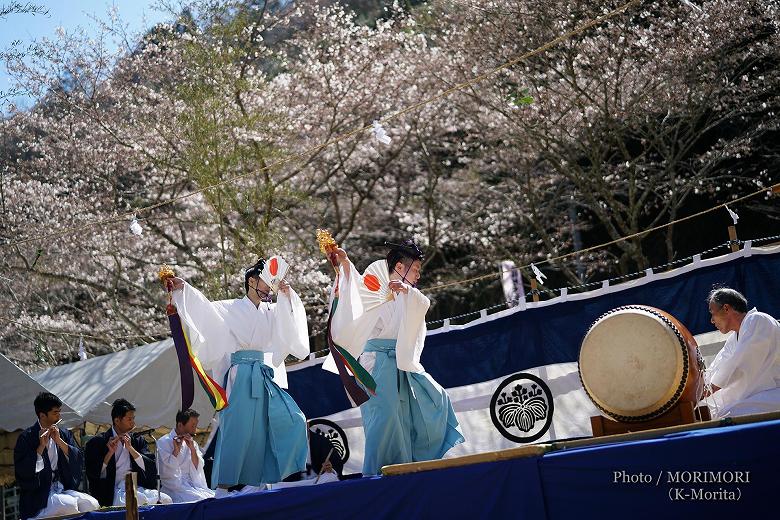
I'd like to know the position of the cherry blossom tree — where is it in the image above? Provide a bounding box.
[1,0,777,369]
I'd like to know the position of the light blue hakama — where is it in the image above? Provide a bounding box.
[360,338,464,475]
[212,350,307,487]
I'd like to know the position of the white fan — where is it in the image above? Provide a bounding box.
[359,259,394,311]
[259,255,290,293]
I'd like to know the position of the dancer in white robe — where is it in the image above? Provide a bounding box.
[704,287,780,417]
[167,259,310,489]
[157,409,214,503]
[325,240,464,475]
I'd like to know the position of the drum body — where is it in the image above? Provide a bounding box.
[578,305,704,422]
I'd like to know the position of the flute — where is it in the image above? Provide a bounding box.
[39,419,63,437]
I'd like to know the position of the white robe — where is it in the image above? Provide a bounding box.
[324,259,429,376]
[704,308,780,417]
[29,483,99,519]
[171,282,310,393]
[156,431,214,503]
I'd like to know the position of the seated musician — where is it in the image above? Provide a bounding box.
[85,399,173,506]
[704,287,780,417]
[157,409,215,502]
[13,392,99,519]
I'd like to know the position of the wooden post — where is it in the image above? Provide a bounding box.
[125,472,139,520]
[530,278,540,302]
[728,225,739,252]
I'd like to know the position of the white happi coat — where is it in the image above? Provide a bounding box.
[324,259,429,376]
[156,431,213,503]
[171,282,310,393]
[705,308,780,417]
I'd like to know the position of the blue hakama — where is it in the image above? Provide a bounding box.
[212,350,308,487]
[360,339,464,475]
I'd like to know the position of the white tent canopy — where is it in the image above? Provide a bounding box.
[33,339,217,429]
[0,353,81,431]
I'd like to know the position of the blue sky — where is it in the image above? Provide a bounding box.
[1,1,173,110]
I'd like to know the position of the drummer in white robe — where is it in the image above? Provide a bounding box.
[167,258,310,491]
[157,409,214,503]
[704,287,780,417]
[325,240,464,475]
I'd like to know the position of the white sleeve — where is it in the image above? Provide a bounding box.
[271,287,310,363]
[35,454,44,473]
[171,282,231,370]
[394,287,430,373]
[190,445,209,489]
[261,288,310,389]
[330,262,379,357]
[708,337,737,389]
[155,436,176,475]
[323,262,380,374]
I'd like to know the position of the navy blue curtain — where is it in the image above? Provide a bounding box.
[288,250,780,419]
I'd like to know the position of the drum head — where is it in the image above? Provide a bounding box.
[579,307,687,420]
